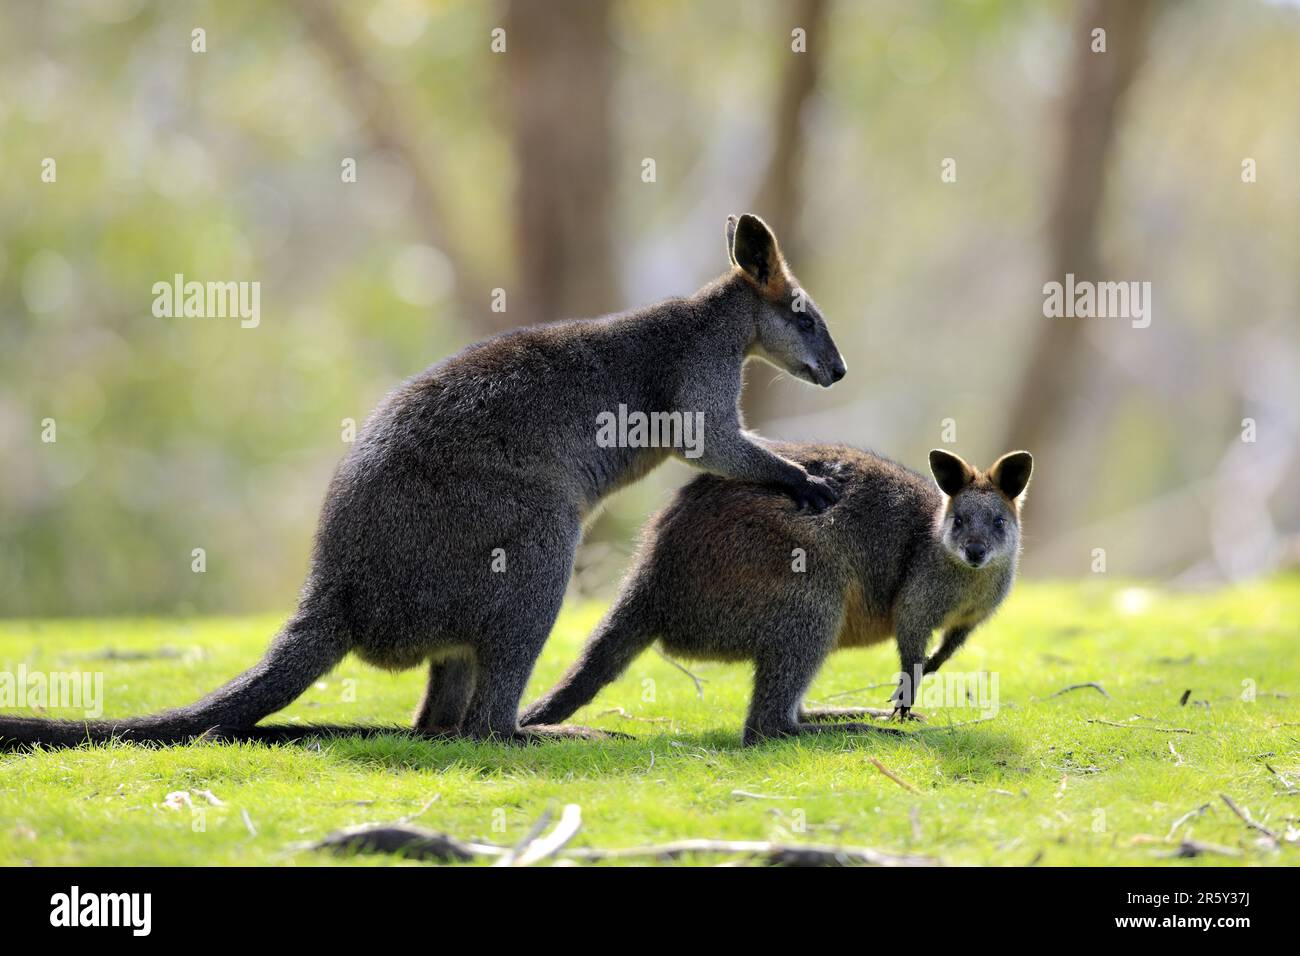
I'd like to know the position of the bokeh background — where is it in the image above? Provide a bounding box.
[2,0,1298,616]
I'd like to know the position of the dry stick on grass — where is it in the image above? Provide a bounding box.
[1168,839,1242,859]
[1220,794,1279,845]
[1087,718,1194,734]
[814,682,896,703]
[563,840,936,867]
[308,824,936,867]
[494,806,555,867]
[1166,802,1211,841]
[1048,682,1110,699]
[312,824,499,863]
[906,715,999,734]
[869,757,918,794]
[1178,689,1192,706]
[654,647,707,699]
[1168,740,1186,766]
[597,707,673,724]
[1265,763,1299,794]
[501,804,583,867]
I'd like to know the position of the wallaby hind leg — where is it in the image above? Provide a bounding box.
[459,524,618,742]
[520,590,657,727]
[744,616,904,746]
[414,655,475,735]
[463,629,624,742]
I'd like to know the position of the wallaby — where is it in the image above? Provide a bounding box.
[0,215,849,751]
[520,444,1033,745]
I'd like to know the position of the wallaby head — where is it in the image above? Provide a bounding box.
[726,213,846,388]
[929,449,1033,570]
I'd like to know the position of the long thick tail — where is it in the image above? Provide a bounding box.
[519,589,657,727]
[0,616,350,751]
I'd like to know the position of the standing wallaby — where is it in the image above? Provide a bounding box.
[520,443,1033,745]
[0,215,848,751]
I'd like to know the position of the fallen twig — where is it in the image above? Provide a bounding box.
[654,648,707,698]
[869,757,918,793]
[310,824,496,863]
[1165,838,1242,859]
[495,806,555,867]
[1087,719,1193,734]
[813,682,895,703]
[1220,794,1279,845]
[397,795,441,825]
[1168,740,1186,766]
[562,839,937,867]
[597,707,672,724]
[906,715,999,734]
[1166,803,1211,841]
[1048,682,1110,700]
[1264,763,1298,794]
[1178,689,1192,706]
[498,804,582,867]
[306,824,935,867]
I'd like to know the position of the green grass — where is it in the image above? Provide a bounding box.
[1,578,1298,866]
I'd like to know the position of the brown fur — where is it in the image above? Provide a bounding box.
[521,443,1033,744]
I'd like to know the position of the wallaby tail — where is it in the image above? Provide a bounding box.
[519,590,657,727]
[0,616,350,751]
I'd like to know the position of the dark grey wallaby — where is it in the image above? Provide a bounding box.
[520,443,1033,745]
[0,215,848,751]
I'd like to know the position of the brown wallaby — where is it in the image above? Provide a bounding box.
[0,215,847,751]
[520,443,1033,745]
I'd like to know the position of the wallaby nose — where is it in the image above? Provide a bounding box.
[830,359,847,382]
[964,543,988,566]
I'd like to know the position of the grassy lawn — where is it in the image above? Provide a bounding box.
[1,578,1298,867]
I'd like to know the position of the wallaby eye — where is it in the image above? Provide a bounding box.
[952,515,963,529]
[994,516,1006,530]
[796,313,814,333]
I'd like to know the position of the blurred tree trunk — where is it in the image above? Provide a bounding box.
[293,0,492,331]
[1001,0,1157,536]
[504,0,618,328]
[744,0,828,430]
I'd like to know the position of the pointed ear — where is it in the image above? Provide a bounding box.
[731,214,785,294]
[988,451,1033,501]
[929,449,975,497]
[725,215,739,266]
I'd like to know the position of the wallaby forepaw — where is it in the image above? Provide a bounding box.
[790,473,839,513]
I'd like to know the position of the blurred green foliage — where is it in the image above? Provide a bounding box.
[2,0,1298,614]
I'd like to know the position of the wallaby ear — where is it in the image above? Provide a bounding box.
[988,451,1033,501]
[929,449,975,497]
[725,215,739,266]
[731,213,785,293]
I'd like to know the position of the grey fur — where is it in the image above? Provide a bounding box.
[520,444,1033,745]
[0,215,847,751]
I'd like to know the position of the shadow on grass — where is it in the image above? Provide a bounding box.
[308,723,1025,783]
